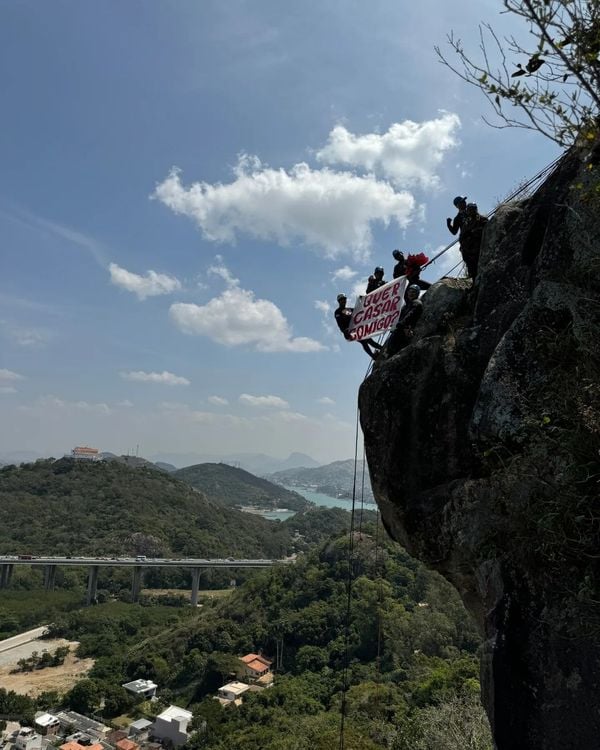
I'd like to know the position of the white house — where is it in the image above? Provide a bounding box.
[152,706,192,747]
[34,713,60,736]
[122,678,158,699]
[216,681,251,706]
[15,729,42,750]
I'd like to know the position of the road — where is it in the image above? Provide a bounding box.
[0,556,279,568]
[0,626,48,655]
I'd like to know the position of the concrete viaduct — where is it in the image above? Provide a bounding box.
[0,556,280,606]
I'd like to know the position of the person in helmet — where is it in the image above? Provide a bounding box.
[460,203,488,279]
[366,266,386,294]
[386,284,424,356]
[446,195,467,236]
[393,249,431,298]
[334,293,383,360]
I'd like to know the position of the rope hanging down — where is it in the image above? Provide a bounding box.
[337,148,569,750]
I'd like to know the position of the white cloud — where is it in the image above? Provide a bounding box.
[208,259,239,288]
[427,243,464,277]
[0,368,24,382]
[239,393,289,409]
[170,284,325,353]
[153,156,416,259]
[316,114,461,188]
[317,396,335,406]
[117,399,134,408]
[1,322,53,347]
[120,370,191,386]
[332,266,358,283]
[208,395,229,406]
[109,263,181,300]
[0,386,17,394]
[314,300,331,315]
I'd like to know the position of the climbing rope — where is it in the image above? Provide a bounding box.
[337,148,570,749]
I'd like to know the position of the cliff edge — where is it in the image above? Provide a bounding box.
[359,146,600,750]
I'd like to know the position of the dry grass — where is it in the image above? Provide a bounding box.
[0,641,94,697]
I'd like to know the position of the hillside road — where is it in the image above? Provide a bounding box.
[0,626,48,655]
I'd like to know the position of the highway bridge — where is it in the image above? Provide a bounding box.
[0,555,281,606]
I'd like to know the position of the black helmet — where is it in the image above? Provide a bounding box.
[466,202,478,213]
[453,195,467,208]
[392,249,404,260]
[336,293,347,302]
[374,266,384,275]
[407,284,421,296]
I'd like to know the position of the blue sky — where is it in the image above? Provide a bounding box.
[0,0,559,464]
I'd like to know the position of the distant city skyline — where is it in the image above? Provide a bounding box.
[0,1,560,462]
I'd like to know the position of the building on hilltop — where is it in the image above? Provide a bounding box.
[71,446,100,461]
[122,678,158,699]
[152,706,192,748]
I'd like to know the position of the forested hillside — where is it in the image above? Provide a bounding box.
[42,524,489,749]
[0,459,291,558]
[269,459,375,501]
[173,463,310,511]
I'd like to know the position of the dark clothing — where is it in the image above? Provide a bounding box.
[386,299,423,356]
[447,210,467,236]
[366,275,386,294]
[334,306,353,337]
[335,305,382,359]
[460,213,488,279]
[393,260,406,279]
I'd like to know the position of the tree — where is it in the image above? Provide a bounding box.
[436,0,600,146]
[64,679,100,714]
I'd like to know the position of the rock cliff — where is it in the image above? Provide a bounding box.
[359,145,600,750]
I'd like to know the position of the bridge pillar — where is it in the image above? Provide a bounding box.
[190,568,201,607]
[44,564,57,591]
[86,565,99,606]
[0,564,13,588]
[131,566,143,603]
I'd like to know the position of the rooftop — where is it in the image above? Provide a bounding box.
[116,740,139,750]
[34,714,60,728]
[219,681,251,697]
[122,679,158,693]
[156,706,192,723]
[128,720,152,731]
[60,743,103,750]
[240,653,271,666]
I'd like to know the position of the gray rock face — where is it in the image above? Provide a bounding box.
[359,146,600,750]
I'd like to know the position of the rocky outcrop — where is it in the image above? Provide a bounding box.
[359,146,600,750]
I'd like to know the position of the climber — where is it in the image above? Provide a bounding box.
[392,250,406,279]
[334,293,383,360]
[386,284,424,356]
[404,253,431,292]
[460,203,488,279]
[446,196,467,236]
[366,266,386,294]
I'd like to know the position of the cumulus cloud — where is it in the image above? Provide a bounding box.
[208,395,229,406]
[316,114,461,188]
[239,393,289,409]
[120,370,190,386]
[109,263,181,300]
[331,266,358,283]
[314,300,331,315]
[153,156,416,259]
[0,368,24,382]
[170,284,324,353]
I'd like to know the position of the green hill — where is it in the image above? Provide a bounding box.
[0,459,292,559]
[269,459,375,501]
[174,462,311,511]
